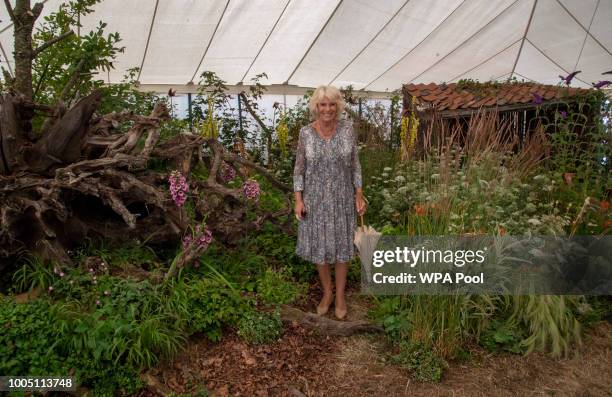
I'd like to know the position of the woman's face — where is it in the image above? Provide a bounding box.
[317,97,337,123]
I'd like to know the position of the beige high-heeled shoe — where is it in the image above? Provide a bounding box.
[334,306,347,320]
[316,294,333,316]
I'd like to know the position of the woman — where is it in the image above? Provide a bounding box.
[293,85,366,320]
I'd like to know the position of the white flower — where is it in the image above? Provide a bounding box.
[383,167,392,172]
[395,175,406,183]
[527,218,542,226]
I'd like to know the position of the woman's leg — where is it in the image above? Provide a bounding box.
[316,263,333,314]
[334,261,348,317]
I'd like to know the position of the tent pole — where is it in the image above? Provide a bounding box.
[237,94,244,137]
[187,93,193,131]
[390,99,395,149]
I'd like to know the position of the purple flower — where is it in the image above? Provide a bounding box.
[96,300,101,306]
[593,80,611,89]
[59,272,65,277]
[168,170,189,207]
[220,162,236,183]
[182,234,194,249]
[198,228,213,247]
[182,223,213,250]
[560,111,567,119]
[242,179,261,200]
[559,71,581,85]
[532,93,543,104]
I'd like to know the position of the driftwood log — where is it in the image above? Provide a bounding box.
[0,0,295,283]
[0,92,293,279]
[279,305,384,336]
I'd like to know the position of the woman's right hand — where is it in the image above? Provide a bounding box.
[295,200,307,220]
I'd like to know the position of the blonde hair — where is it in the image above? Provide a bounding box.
[309,85,345,120]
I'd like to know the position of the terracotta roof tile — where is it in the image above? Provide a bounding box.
[403,82,593,111]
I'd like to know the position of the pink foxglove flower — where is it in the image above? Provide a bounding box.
[183,223,213,250]
[182,234,194,250]
[197,227,213,248]
[242,179,261,200]
[168,170,189,207]
[220,162,236,183]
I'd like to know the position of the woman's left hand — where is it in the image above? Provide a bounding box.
[356,194,367,215]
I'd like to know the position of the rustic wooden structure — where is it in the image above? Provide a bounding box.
[402,81,599,150]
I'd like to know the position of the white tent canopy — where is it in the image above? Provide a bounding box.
[1,0,611,95]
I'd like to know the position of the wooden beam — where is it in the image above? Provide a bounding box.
[132,83,393,99]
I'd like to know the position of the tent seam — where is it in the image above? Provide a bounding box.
[190,0,231,84]
[284,0,344,84]
[509,0,538,81]
[572,0,599,73]
[327,0,411,87]
[0,40,13,77]
[137,0,160,83]
[555,0,611,57]
[239,0,292,84]
[449,38,522,83]
[405,0,521,85]
[361,0,467,90]
[525,38,590,86]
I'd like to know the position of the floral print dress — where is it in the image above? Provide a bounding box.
[293,120,362,264]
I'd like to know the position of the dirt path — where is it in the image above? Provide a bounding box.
[149,289,612,397]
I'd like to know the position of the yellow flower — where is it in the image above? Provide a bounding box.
[200,96,219,139]
[400,115,408,145]
[408,113,419,149]
[276,112,289,156]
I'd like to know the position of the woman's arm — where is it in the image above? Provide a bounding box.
[350,125,366,215]
[293,128,307,219]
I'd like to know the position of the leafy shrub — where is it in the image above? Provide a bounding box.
[480,319,526,354]
[256,267,307,305]
[74,240,161,271]
[0,297,143,396]
[183,277,250,341]
[0,297,67,376]
[391,341,447,382]
[11,255,56,293]
[237,309,283,345]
